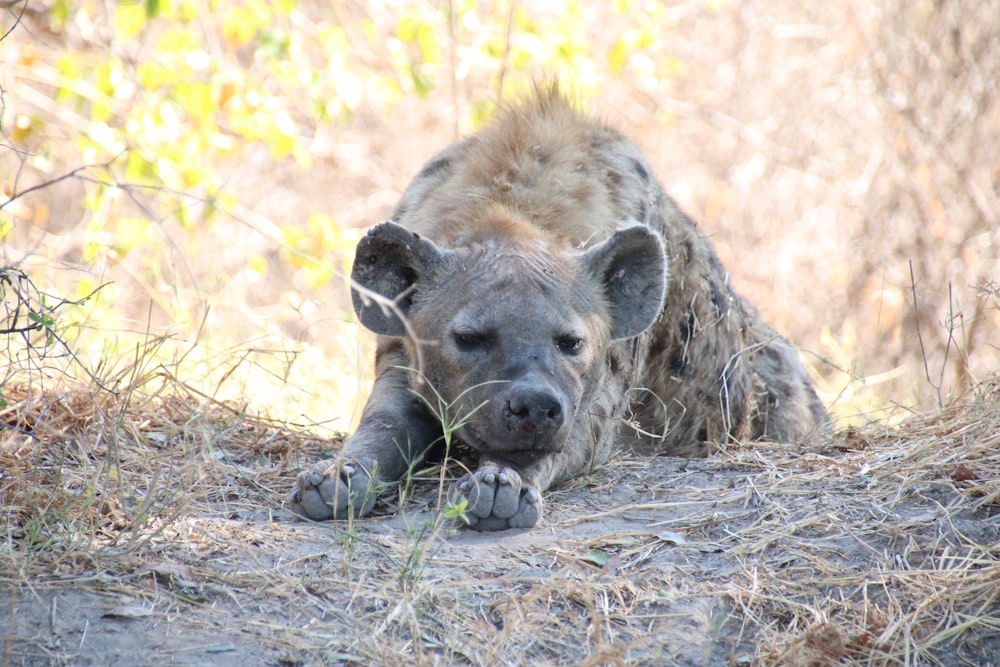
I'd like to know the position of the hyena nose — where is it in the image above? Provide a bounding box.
[505,389,565,431]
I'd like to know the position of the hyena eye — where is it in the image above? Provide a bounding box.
[454,331,487,351]
[556,335,584,355]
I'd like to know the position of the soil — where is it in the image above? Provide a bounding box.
[4,446,999,666]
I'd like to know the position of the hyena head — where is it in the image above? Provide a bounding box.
[350,217,666,466]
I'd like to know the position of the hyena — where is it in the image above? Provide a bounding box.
[289,84,829,530]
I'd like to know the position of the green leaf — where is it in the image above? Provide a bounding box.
[222,5,262,48]
[27,311,55,328]
[608,38,628,75]
[114,2,148,40]
[580,549,613,566]
[158,25,198,55]
[443,498,470,524]
[173,82,215,126]
[259,28,291,59]
[50,0,71,31]
[657,531,688,545]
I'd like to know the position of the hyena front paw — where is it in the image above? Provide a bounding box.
[451,464,542,531]
[287,457,378,521]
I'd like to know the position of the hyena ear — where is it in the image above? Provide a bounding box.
[581,226,667,340]
[351,221,448,336]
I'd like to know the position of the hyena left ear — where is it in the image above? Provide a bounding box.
[350,221,450,336]
[581,226,668,340]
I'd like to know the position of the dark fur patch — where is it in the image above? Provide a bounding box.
[418,156,451,179]
[683,239,694,265]
[633,158,650,182]
[670,351,691,377]
[709,281,729,318]
[648,330,669,359]
[679,312,695,343]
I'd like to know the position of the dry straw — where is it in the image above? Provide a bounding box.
[2,370,998,665]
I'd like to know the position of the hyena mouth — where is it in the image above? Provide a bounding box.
[502,407,548,433]
[462,424,561,459]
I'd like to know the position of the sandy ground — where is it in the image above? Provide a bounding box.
[4,432,998,666]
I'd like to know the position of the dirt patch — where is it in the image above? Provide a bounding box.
[2,379,1000,666]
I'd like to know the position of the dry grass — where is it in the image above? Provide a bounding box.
[2,363,998,665]
[719,379,1000,666]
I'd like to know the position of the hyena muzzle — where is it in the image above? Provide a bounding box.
[289,84,830,531]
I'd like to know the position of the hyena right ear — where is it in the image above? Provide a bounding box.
[581,225,668,340]
[350,221,449,336]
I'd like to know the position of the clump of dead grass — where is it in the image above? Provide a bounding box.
[0,374,326,581]
[718,376,1000,666]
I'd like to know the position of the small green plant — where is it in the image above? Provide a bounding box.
[331,459,381,575]
[368,369,505,592]
[442,496,470,525]
[0,267,110,393]
[403,368,505,520]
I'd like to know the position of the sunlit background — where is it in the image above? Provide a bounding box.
[3,0,998,433]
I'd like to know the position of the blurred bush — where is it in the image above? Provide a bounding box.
[1,0,997,427]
